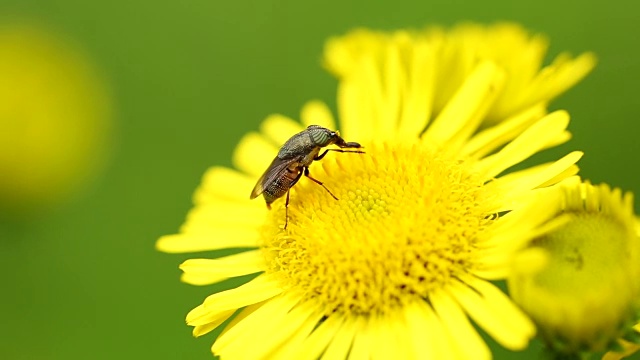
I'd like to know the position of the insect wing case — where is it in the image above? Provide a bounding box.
[250,156,300,199]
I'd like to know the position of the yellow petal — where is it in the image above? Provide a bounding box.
[323,29,378,77]
[487,151,583,210]
[297,314,345,360]
[212,292,301,357]
[478,217,570,277]
[370,313,414,360]
[257,302,324,359]
[193,166,256,204]
[423,61,504,151]
[191,309,235,337]
[460,105,546,159]
[260,114,305,146]
[448,279,533,350]
[179,250,266,285]
[471,266,510,280]
[201,273,282,311]
[185,301,241,330]
[301,100,336,130]
[216,300,266,339]
[180,199,265,232]
[431,288,491,360]
[156,228,258,253]
[347,317,371,360]
[479,214,569,266]
[376,37,403,137]
[462,275,536,339]
[185,202,263,230]
[185,275,279,326]
[397,40,435,138]
[403,301,449,360]
[270,308,327,360]
[521,52,597,112]
[509,247,550,276]
[474,110,570,179]
[321,316,358,360]
[337,66,378,141]
[222,296,321,359]
[543,129,572,151]
[482,185,566,249]
[232,132,279,177]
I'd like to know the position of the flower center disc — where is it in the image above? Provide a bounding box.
[260,141,493,316]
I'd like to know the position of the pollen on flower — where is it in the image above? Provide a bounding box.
[260,142,497,316]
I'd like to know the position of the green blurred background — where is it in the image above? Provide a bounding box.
[0,0,638,359]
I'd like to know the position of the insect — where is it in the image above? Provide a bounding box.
[250,125,364,229]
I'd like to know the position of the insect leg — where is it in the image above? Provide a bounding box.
[304,168,339,200]
[314,149,330,160]
[314,148,365,160]
[284,188,290,230]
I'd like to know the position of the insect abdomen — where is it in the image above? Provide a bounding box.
[262,171,297,205]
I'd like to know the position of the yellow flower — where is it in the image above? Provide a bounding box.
[158,24,592,359]
[0,22,112,217]
[324,22,596,131]
[509,180,640,356]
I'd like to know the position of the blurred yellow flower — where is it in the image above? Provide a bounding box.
[0,22,112,217]
[509,180,640,357]
[158,23,593,359]
[324,22,596,132]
